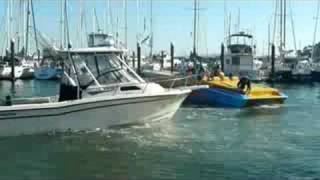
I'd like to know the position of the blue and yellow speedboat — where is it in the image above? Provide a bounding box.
[184,75,287,108]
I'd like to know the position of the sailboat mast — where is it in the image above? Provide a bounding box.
[7,0,11,49]
[283,0,286,49]
[150,0,153,57]
[125,0,128,49]
[272,0,278,45]
[136,0,139,42]
[312,0,320,61]
[60,0,63,49]
[25,0,30,57]
[30,0,40,59]
[17,0,22,51]
[193,0,197,55]
[280,0,282,52]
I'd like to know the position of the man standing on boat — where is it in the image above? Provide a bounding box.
[237,75,251,93]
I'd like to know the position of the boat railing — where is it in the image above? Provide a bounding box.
[86,74,201,95]
[146,73,202,89]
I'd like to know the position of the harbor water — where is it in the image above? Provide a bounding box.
[0,80,319,180]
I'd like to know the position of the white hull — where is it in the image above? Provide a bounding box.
[0,66,24,79]
[0,92,188,136]
[20,67,34,79]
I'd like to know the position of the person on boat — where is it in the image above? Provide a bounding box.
[237,76,251,92]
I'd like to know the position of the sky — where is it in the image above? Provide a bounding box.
[0,0,319,56]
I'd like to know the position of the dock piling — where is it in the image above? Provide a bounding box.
[10,39,15,82]
[220,43,224,71]
[170,43,174,73]
[271,44,275,80]
[132,51,136,69]
[161,51,164,69]
[137,43,141,75]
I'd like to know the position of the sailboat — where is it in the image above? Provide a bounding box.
[0,0,42,80]
[272,0,312,82]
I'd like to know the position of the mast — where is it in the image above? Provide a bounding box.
[312,0,320,61]
[7,0,10,49]
[289,0,297,52]
[136,0,139,42]
[17,0,22,51]
[149,0,153,57]
[25,0,30,57]
[60,0,64,49]
[124,0,128,49]
[193,0,197,56]
[272,0,278,45]
[283,0,286,49]
[93,8,101,33]
[23,0,26,51]
[279,0,283,54]
[238,8,240,32]
[79,0,83,47]
[93,8,96,33]
[224,0,227,45]
[30,0,40,59]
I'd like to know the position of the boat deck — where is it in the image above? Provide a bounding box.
[202,76,287,100]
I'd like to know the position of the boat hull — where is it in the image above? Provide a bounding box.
[184,88,286,108]
[0,93,188,136]
[34,67,62,80]
[0,66,24,80]
[311,71,320,82]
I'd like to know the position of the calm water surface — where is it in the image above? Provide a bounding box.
[0,80,319,180]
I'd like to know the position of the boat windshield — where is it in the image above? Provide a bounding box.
[64,53,141,89]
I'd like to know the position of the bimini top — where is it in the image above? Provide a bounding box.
[229,31,253,38]
[59,46,125,54]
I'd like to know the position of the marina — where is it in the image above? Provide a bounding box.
[0,0,319,179]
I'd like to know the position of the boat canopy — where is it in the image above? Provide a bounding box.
[227,32,254,53]
[229,32,253,38]
[59,47,124,54]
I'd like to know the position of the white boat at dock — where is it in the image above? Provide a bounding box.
[0,46,191,136]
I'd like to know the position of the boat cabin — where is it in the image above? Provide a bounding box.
[223,32,263,80]
[88,33,115,47]
[58,46,145,101]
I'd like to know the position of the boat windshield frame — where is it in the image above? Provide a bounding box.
[62,50,144,89]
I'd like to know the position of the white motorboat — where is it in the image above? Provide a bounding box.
[20,59,35,79]
[0,46,191,136]
[223,31,264,81]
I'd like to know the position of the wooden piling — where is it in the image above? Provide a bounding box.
[132,51,136,69]
[220,43,224,71]
[170,43,174,73]
[137,43,141,75]
[10,39,15,82]
[160,51,164,69]
[271,44,275,79]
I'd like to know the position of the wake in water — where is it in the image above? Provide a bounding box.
[252,104,282,109]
